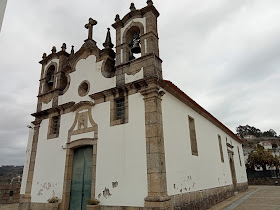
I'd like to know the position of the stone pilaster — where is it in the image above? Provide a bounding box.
[19,120,42,210]
[140,84,171,209]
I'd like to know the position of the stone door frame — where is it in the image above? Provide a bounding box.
[60,139,97,210]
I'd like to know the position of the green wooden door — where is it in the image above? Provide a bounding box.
[69,146,93,210]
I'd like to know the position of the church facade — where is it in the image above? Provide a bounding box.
[19,1,247,210]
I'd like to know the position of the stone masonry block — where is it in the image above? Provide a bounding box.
[148,137,164,153]
[149,172,167,193]
[147,153,165,173]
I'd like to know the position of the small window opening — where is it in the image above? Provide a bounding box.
[188,116,198,156]
[237,146,242,166]
[115,98,125,121]
[52,116,59,134]
[218,135,224,163]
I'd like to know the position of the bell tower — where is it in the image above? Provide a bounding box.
[112,0,162,86]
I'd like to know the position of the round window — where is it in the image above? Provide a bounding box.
[78,81,90,96]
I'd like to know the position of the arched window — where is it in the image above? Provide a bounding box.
[45,65,55,92]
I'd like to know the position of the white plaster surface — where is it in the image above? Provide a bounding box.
[93,93,147,207]
[58,55,115,105]
[121,18,146,44]
[30,93,147,206]
[31,112,75,202]
[161,92,247,196]
[125,67,143,84]
[20,123,34,195]
[41,99,52,111]
[70,131,94,142]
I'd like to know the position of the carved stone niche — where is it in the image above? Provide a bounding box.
[68,102,98,144]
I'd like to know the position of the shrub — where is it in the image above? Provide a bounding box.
[47,196,60,203]
[88,198,100,205]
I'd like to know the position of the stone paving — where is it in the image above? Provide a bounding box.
[0,203,18,210]
[211,185,280,210]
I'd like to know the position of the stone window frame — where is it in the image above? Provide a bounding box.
[110,94,128,126]
[218,134,224,163]
[188,115,198,156]
[237,146,242,166]
[78,80,90,97]
[47,112,60,139]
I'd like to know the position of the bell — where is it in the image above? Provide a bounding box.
[47,74,54,85]
[131,39,141,54]
[47,78,54,85]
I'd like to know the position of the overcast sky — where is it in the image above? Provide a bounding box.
[0,0,280,166]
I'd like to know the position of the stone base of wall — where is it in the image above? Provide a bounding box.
[248,177,279,185]
[170,182,248,210]
[0,184,20,204]
[18,183,248,210]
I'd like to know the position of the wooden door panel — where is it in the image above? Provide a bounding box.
[69,146,93,210]
[82,146,93,210]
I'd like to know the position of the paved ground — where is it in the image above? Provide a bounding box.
[1,186,280,209]
[211,185,280,210]
[0,203,18,210]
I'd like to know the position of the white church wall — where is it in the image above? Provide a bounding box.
[70,131,95,142]
[93,93,147,207]
[161,92,247,196]
[125,67,144,84]
[41,99,53,111]
[58,55,115,105]
[20,123,34,195]
[31,112,75,203]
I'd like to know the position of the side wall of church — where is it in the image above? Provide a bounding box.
[161,92,247,196]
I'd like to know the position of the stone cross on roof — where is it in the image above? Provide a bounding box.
[85,18,97,40]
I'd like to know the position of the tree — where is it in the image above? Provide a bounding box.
[236,125,262,138]
[262,129,277,137]
[247,146,279,171]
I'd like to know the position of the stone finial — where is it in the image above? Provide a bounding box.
[85,18,97,40]
[130,3,136,11]
[115,14,120,22]
[42,53,47,59]
[71,45,75,55]
[147,0,153,6]
[103,28,114,49]
[51,46,57,54]
[61,43,67,51]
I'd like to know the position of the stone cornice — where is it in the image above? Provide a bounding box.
[115,53,162,69]
[71,101,95,111]
[31,101,75,117]
[89,78,154,104]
